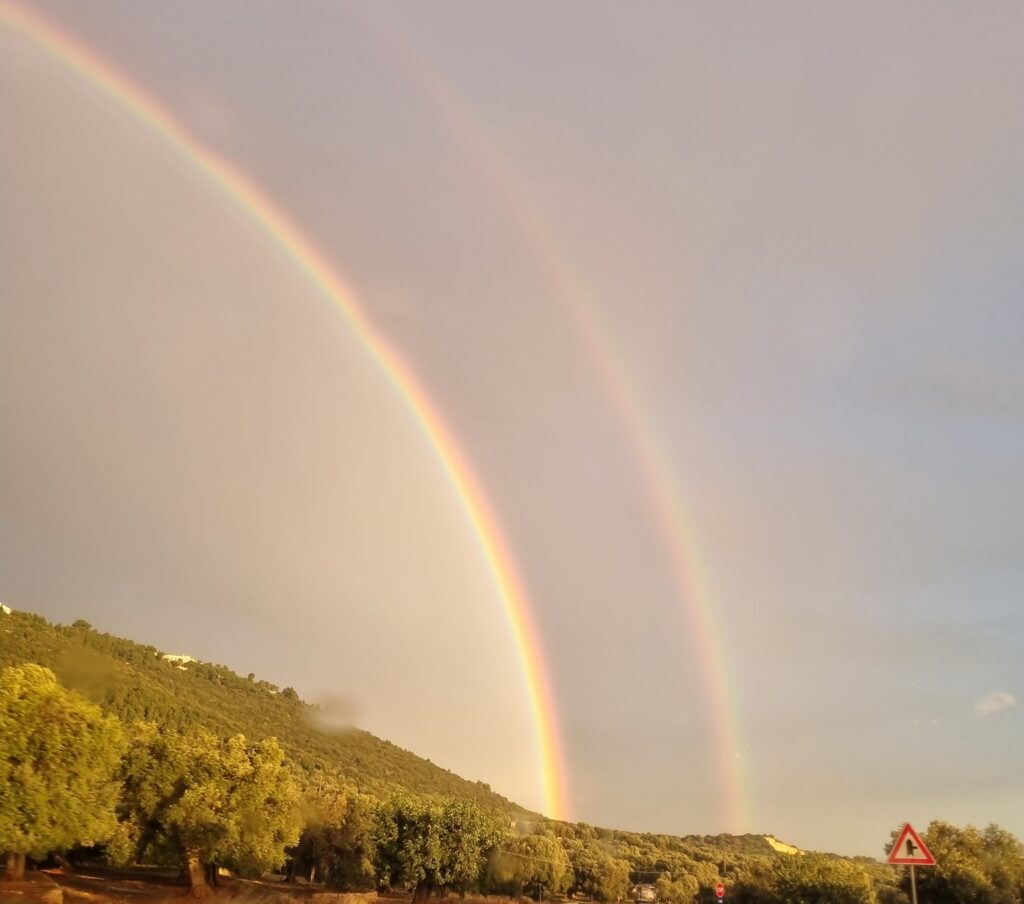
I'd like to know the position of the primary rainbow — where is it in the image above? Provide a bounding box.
[0,1,570,821]
[357,8,750,830]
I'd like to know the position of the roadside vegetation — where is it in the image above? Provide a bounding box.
[2,610,1022,903]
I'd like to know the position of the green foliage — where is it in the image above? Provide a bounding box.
[888,822,1024,904]
[596,854,633,902]
[6,611,1022,904]
[372,793,503,898]
[575,823,783,899]
[0,664,125,860]
[119,724,302,877]
[291,777,376,887]
[488,830,572,896]
[0,611,529,817]
[657,872,700,904]
[771,854,876,904]
[559,831,632,902]
[553,823,880,904]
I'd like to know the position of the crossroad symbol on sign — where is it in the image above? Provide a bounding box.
[888,824,936,866]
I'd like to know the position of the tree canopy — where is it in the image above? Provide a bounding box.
[489,830,572,897]
[373,794,503,904]
[888,821,1024,904]
[119,724,301,896]
[291,776,375,887]
[0,664,125,879]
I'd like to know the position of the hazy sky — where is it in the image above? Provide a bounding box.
[2,1,1023,856]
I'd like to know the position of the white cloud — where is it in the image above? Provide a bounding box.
[974,691,1016,716]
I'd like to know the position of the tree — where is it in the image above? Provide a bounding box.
[489,831,572,898]
[596,855,633,903]
[291,777,375,887]
[563,836,604,897]
[0,664,125,880]
[119,724,301,897]
[657,873,700,904]
[981,824,1024,904]
[372,794,503,904]
[772,855,876,904]
[561,837,631,902]
[888,822,1024,904]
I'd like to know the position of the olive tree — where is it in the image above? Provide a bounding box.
[489,831,572,898]
[0,664,125,880]
[373,794,503,904]
[291,777,375,887]
[119,724,301,897]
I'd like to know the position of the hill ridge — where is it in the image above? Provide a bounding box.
[0,606,825,863]
[0,607,530,817]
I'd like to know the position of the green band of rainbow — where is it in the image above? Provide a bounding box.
[0,0,570,820]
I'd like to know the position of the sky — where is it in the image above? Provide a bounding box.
[2,1,1023,857]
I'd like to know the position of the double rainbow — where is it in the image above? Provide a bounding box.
[357,8,749,830]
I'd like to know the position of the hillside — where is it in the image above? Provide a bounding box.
[0,607,814,868]
[0,608,530,817]
[2,601,1015,904]
[602,828,803,872]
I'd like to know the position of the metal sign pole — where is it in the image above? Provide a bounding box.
[910,865,917,904]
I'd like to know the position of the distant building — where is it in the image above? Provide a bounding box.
[161,653,195,664]
[635,885,658,904]
[0,604,11,616]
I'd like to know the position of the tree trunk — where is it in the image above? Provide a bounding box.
[412,880,434,904]
[4,852,26,881]
[185,850,213,898]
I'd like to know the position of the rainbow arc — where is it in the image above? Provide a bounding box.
[0,0,569,820]
[357,8,749,830]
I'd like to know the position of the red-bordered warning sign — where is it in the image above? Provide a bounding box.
[888,824,936,866]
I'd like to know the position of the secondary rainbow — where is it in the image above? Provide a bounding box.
[465,128,751,831]
[0,1,570,821]
[357,8,750,830]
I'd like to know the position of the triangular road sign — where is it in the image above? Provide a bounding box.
[888,823,936,866]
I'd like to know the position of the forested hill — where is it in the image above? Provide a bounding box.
[6,607,1021,903]
[0,608,531,817]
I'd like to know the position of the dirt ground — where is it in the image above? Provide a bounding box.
[14,868,384,904]
[11,870,528,904]
[0,872,62,904]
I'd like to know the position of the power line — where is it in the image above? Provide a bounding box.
[494,848,566,866]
